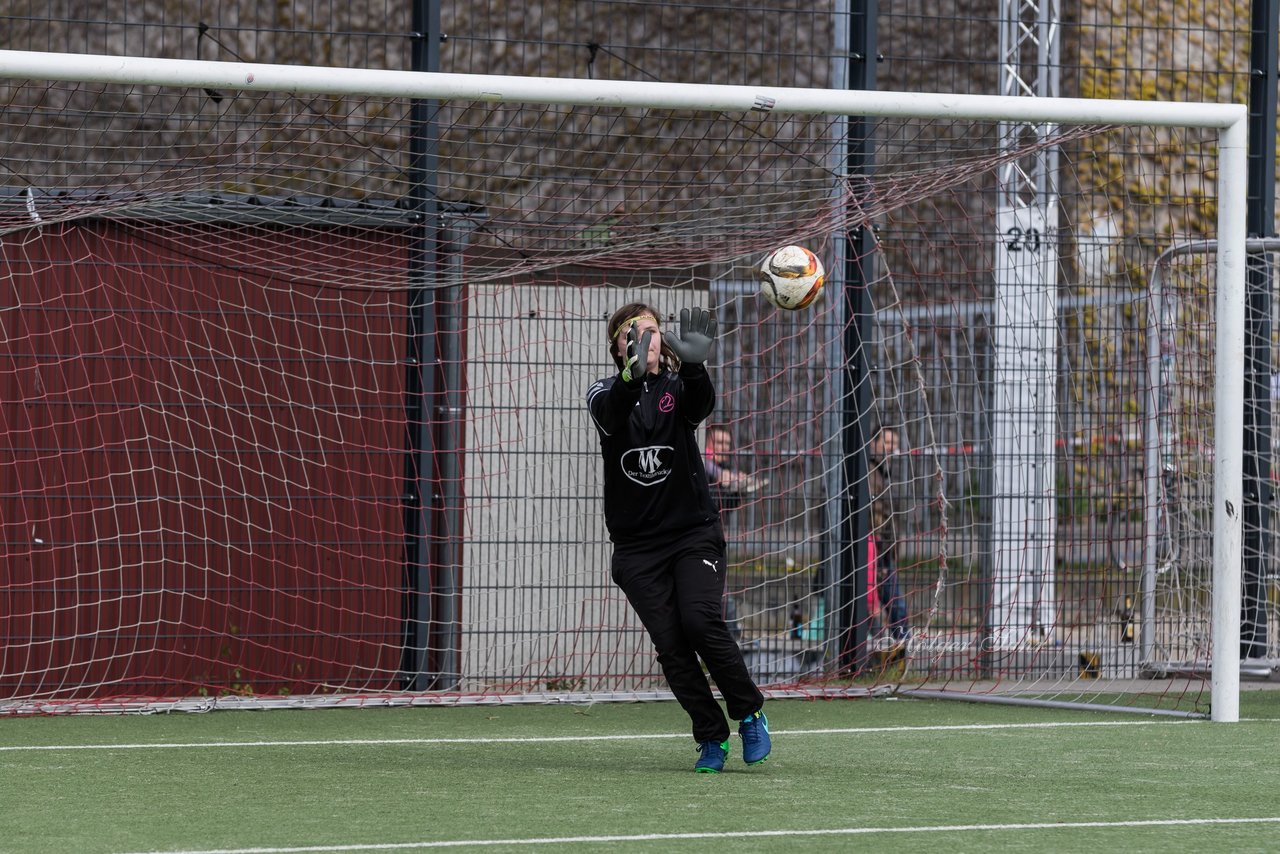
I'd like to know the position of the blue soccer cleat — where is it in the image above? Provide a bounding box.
[738,710,771,765]
[694,739,730,773]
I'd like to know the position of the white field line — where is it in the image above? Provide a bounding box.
[0,718,1199,752]
[114,817,1280,853]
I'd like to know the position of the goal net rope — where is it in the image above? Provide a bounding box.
[0,52,1248,717]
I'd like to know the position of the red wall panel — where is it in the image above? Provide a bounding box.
[1,220,413,701]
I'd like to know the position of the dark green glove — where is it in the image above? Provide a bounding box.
[666,306,717,365]
[620,321,653,385]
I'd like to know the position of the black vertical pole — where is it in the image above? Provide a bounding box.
[401,0,443,690]
[1242,0,1277,661]
[837,0,878,672]
[432,230,466,690]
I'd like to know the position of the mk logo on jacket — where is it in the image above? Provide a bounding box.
[621,445,674,486]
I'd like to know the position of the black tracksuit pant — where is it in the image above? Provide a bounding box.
[611,527,764,743]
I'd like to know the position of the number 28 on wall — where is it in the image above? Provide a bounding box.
[1004,226,1042,252]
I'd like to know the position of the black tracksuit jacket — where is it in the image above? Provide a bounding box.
[585,364,721,549]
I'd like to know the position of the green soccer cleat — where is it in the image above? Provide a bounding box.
[694,739,730,773]
[738,710,771,765]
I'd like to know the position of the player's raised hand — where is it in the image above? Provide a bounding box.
[620,321,653,385]
[666,306,716,366]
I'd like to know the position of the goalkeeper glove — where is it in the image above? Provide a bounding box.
[666,306,717,366]
[620,321,653,385]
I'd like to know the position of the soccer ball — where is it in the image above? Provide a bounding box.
[758,244,825,310]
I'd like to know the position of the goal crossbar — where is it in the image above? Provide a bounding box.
[0,48,1249,722]
[0,49,1248,128]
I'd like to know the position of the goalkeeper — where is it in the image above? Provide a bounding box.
[585,302,771,774]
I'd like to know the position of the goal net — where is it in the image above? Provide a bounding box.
[0,52,1248,718]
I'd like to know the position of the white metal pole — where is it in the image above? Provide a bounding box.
[990,0,1062,649]
[0,49,1247,129]
[1211,116,1248,723]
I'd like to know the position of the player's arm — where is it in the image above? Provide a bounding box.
[678,362,715,424]
[587,375,642,436]
[586,322,651,435]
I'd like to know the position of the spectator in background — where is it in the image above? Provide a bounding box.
[703,425,766,515]
[702,425,765,640]
[869,426,910,643]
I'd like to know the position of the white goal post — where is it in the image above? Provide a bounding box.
[0,49,1248,722]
